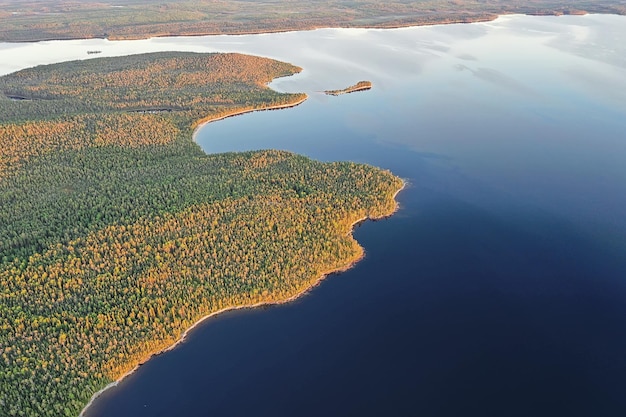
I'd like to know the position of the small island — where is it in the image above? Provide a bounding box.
[0,52,402,417]
[324,80,372,96]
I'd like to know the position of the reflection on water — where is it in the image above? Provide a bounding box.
[1,14,626,417]
[192,15,626,237]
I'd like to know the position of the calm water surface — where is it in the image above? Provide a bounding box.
[2,14,626,417]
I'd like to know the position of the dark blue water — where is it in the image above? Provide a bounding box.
[85,15,626,417]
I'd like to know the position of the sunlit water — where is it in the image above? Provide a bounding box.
[1,14,626,417]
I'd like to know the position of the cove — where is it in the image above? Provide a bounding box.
[1,14,626,417]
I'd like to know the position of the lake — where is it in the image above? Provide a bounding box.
[1,14,626,417]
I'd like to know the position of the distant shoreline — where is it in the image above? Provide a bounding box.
[0,11,607,44]
[2,17,498,43]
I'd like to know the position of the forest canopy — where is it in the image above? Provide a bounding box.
[0,52,403,416]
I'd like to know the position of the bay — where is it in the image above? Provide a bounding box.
[1,14,625,417]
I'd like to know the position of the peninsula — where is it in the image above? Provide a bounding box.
[0,52,403,417]
[325,81,372,96]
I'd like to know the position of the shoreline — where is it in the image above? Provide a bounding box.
[0,11,604,44]
[78,178,405,417]
[2,17,495,44]
[191,95,308,144]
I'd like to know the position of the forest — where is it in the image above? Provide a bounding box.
[0,0,624,42]
[0,52,403,416]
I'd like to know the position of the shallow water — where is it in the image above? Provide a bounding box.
[1,14,626,417]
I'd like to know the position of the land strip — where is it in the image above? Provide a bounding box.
[0,0,624,42]
[325,81,373,96]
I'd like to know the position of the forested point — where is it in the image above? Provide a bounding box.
[325,81,373,96]
[0,0,624,42]
[0,52,403,416]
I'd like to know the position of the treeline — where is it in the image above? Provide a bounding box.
[0,52,403,416]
